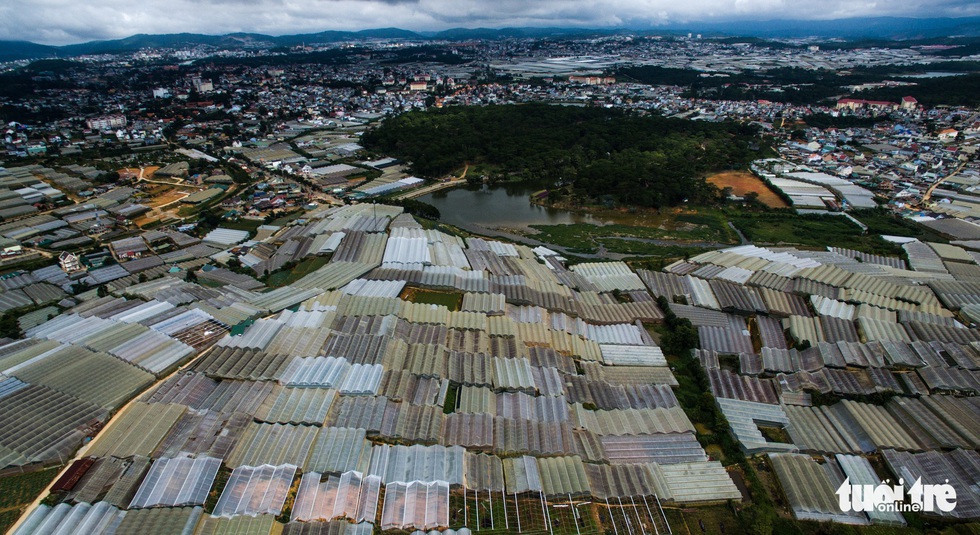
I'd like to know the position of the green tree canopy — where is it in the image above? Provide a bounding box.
[362,103,768,208]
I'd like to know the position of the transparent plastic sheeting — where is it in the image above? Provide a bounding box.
[212,464,297,518]
[12,502,125,535]
[291,470,381,523]
[129,456,221,508]
[278,356,351,387]
[368,444,465,485]
[380,480,450,531]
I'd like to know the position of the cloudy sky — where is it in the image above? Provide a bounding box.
[3,0,979,45]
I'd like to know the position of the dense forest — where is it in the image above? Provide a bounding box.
[859,73,980,108]
[362,104,769,208]
[620,63,980,107]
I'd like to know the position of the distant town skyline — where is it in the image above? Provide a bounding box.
[2,0,980,46]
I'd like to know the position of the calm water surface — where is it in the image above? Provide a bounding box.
[418,184,611,230]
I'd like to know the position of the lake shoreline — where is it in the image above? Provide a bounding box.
[418,184,738,259]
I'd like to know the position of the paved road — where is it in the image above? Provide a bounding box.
[922,160,967,204]
[728,222,750,245]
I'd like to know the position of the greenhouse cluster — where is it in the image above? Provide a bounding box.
[3,203,978,534]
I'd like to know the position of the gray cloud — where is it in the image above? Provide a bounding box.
[1,0,978,45]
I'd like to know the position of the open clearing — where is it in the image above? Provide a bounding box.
[526,207,738,258]
[132,185,195,227]
[141,186,190,208]
[117,166,161,179]
[708,171,789,208]
[265,256,331,287]
[401,287,463,310]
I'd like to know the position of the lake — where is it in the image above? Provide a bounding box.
[418,184,611,231]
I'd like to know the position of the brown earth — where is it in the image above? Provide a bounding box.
[143,187,189,208]
[708,171,789,208]
[117,166,161,179]
[132,186,194,227]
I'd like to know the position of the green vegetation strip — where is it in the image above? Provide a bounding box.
[218,218,265,234]
[655,297,785,534]
[0,510,21,535]
[264,256,331,288]
[729,211,903,255]
[0,468,61,510]
[0,467,62,533]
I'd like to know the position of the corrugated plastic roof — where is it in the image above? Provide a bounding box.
[291,470,380,524]
[380,480,450,531]
[716,398,794,454]
[227,422,319,468]
[305,426,372,474]
[769,452,868,525]
[656,461,742,503]
[129,456,221,508]
[11,502,126,535]
[212,463,297,518]
[369,443,465,485]
[87,402,185,458]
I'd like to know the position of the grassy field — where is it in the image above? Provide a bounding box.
[270,212,306,226]
[218,218,265,234]
[850,209,948,244]
[523,203,935,259]
[527,208,737,260]
[401,287,463,310]
[137,184,185,208]
[0,467,62,533]
[669,503,742,535]
[264,256,331,288]
[729,211,905,255]
[530,210,735,250]
[601,241,710,259]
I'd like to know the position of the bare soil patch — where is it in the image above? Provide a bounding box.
[708,171,789,208]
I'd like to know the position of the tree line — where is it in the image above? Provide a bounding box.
[362,103,768,208]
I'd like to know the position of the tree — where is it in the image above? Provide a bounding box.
[740,504,776,535]
[360,104,768,208]
[0,312,21,339]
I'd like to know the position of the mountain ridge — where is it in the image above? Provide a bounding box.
[2,16,979,62]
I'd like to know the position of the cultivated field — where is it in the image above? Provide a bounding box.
[708,171,789,208]
[132,185,194,227]
[143,186,190,208]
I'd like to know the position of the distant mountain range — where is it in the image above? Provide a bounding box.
[2,16,980,62]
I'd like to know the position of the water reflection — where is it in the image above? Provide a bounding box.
[420,184,610,230]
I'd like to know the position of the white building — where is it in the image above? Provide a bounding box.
[191,77,214,93]
[58,251,83,273]
[86,115,126,131]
